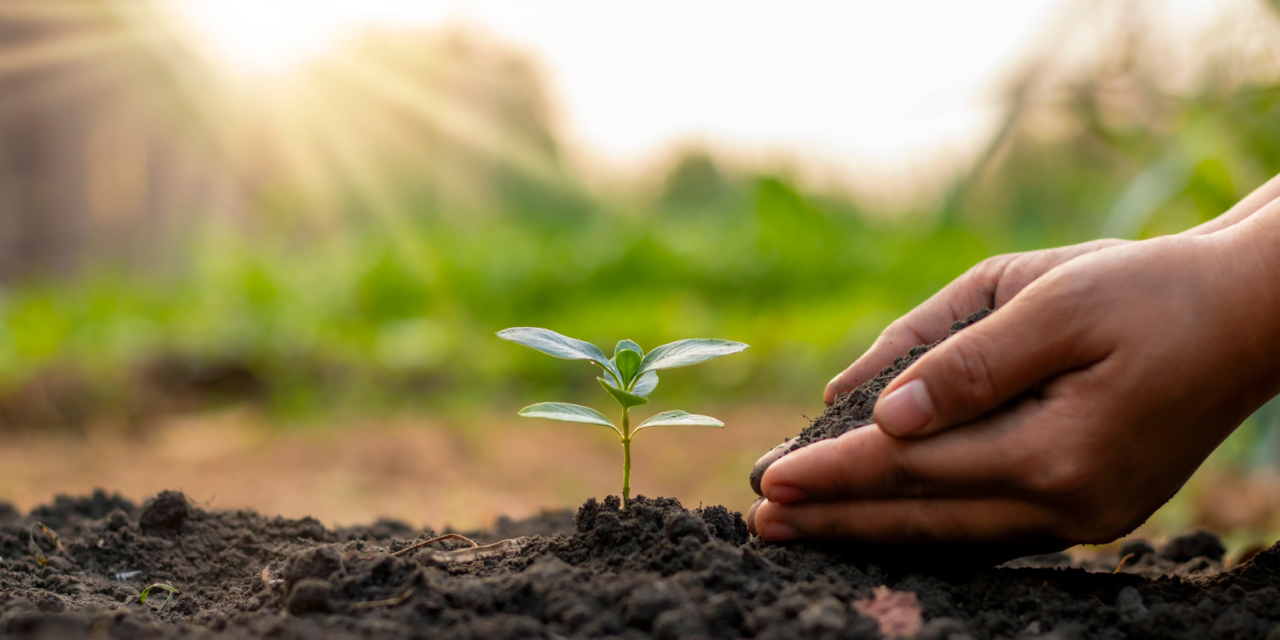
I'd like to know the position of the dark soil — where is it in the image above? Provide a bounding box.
[3,489,1279,639]
[798,308,993,448]
[750,308,992,495]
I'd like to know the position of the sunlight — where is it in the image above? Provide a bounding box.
[168,0,370,74]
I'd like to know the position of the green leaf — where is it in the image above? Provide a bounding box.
[518,402,618,433]
[632,370,659,397]
[615,349,641,386]
[598,377,648,408]
[638,339,748,374]
[615,339,643,356]
[634,410,724,433]
[498,327,621,382]
[140,583,179,605]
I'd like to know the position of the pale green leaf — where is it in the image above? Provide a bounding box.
[498,327,621,381]
[634,410,724,432]
[632,370,659,397]
[638,339,748,374]
[598,378,648,408]
[615,339,643,356]
[518,402,618,433]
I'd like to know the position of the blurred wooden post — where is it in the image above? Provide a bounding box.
[0,0,238,285]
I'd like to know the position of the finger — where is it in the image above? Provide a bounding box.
[760,397,1038,503]
[749,439,801,496]
[746,497,764,535]
[824,256,1015,404]
[753,495,1061,547]
[873,280,1107,438]
[825,240,1125,405]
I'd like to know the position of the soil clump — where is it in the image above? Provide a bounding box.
[750,308,991,494]
[2,489,1278,639]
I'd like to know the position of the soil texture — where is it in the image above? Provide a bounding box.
[2,489,1279,639]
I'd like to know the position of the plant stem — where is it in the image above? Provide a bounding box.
[621,406,632,508]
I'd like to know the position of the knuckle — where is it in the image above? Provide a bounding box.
[1025,455,1094,498]
[886,446,929,498]
[942,339,999,413]
[897,503,933,544]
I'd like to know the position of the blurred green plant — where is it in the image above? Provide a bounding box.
[0,3,1278,449]
[498,327,747,506]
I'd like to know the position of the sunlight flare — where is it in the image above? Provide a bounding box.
[168,0,366,73]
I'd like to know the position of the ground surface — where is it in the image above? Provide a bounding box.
[1,490,1277,640]
[0,403,803,532]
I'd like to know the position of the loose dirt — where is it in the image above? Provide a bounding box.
[2,489,1278,639]
[750,308,991,494]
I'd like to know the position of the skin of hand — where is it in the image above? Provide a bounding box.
[747,187,1280,555]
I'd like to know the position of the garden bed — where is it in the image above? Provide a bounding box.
[5,310,1279,639]
[1,489,1277,640]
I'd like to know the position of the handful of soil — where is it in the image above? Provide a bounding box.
[750,308,992,495]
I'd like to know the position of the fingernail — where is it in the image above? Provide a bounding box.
[765,485,807,504]
[746,497,764,535]
[875,379,934,436]
[760,521,801,542]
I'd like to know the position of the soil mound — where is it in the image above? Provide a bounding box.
[3,490,1279,639]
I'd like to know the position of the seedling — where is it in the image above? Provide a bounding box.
[498,327,748,507]
[28,522,61,565]
[139,582,180,613]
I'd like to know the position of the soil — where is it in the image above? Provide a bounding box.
[750,308,992,495]
[2,489,1279,640]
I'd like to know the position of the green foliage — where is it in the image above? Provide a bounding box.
[0,12,1278,449]
[500,328,746,505]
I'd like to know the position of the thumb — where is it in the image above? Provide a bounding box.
[873,295,1103,438]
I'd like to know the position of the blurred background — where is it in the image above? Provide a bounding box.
[1,0,1280,555]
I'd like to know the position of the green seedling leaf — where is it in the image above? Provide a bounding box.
[519,402,619,433]
[615,339,643,357]
[599,377,648,408]
[634,410,724,433]
[140,583,180,613]
[615,349,642,387]
[498,327,623,382]
[638,339,748,374]
[632,370,659,397]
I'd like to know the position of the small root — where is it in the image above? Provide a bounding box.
[352,588,414,609]
[1114,553,1135,574]
[391,533,479,558]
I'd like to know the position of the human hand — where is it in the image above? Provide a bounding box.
[750,217,1280,555]
[822,239,1127,405]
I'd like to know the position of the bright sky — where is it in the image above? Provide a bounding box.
[171,0,1257,187]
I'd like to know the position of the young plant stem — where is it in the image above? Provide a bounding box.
[621,405,632,508]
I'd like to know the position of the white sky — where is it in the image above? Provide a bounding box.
[172,0,1258,190]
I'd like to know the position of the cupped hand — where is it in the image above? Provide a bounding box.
[750,215,1280,554]
[822,239,1127,405]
